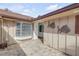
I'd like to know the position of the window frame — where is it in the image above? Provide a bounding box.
[16,22,32,37]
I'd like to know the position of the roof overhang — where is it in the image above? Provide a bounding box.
[0,9,34,22]
[34,7,79,23]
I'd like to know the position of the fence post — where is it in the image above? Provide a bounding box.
[58,33,59,50]
[75,34,77,56]
[52,32,53,48]
[65,34,67,53]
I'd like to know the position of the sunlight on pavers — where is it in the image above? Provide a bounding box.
[0,39,67,56]
[18,39,67,56]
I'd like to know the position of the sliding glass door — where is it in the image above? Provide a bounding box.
[16,22,32,39]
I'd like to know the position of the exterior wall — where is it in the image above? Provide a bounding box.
[43,15,77,55]
[0,17,33,46]
[3,20,16,45]
[44,21,53,47]
[44,15,75,45]
[43,15,75,36]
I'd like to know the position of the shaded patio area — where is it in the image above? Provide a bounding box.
[0,43,26,56]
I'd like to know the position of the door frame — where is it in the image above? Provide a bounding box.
[38,23,44,43]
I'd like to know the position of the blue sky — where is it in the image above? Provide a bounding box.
[0,3,71,17]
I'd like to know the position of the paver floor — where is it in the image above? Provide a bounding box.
[0,39,67,56]
[17,39,67,56]
[0,43,26,56]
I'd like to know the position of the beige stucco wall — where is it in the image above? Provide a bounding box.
[2,20,16,45]
[43,15,76,55]
[43,15,75,34]
[0,17,33,46]
[43,15,75,43]
[43,22,53,47]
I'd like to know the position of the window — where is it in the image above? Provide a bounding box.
[16,23,21,36]
[16,23,32,37]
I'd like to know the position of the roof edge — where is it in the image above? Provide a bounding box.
[36,3,79,20]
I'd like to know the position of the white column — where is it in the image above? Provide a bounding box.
[20,22,22,37]
[33,22,38,40]
[1,18,3,44]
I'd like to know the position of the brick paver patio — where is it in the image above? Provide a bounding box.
[18,39,67,56]
[0,43,26,56]
[0,39,67,56]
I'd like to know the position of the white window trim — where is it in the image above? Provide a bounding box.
[15,22,32,40]
[20,22,22,36]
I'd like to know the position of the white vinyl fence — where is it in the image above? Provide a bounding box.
[44,33,79,56]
